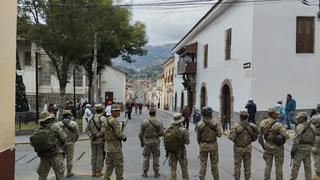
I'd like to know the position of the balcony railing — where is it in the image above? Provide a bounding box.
[177,60,197,75]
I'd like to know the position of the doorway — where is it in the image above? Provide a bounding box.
[221,84,231,130]
[180,91,184,113]
[200,84,207,110]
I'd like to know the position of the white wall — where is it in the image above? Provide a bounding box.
[173,54,188,112]
[181,2,254,112]
[100,67,127,104]
[252,1,320,110]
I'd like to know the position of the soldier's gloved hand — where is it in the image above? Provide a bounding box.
[122,137,127,142]
[141,143,144,147]
[291,150,295,158]
[91,134,97,141]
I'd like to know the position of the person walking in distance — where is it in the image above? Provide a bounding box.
[285,94,297,129]
[82,104,93,133]
[30,111,66,180]
[182,106,191,130]
[139,107,164,177]
[290,112,315,180]
[259,108,289,180]
[228,111,259,180]
[86,104,107,177]
[55,110,80,177]
[98,104,127,180]
[164,113,190,180]
[245,98,257,124]
[197,106,222,180]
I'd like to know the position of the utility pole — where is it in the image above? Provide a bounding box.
[35,52,39,120]
[92,32,98,103]
[73,66,76,118]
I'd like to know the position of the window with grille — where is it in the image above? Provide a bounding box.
[74,69,83,87]
[39,59,51,86]
[204,44,208,68]
[24,52,31,66]
[225,28,232,60]
[296,16,315,53]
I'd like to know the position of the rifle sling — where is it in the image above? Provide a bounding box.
[92,116,102,132]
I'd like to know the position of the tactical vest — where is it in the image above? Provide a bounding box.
[105,117,119,141]
[199,119,217,143]
[144,118,160,140]
[300,124,316,145]
[234,123,252,147]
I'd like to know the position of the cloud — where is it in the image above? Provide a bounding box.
[123,0,212,45]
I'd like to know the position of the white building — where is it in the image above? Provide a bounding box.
[172,0,320,122]
[99,66,127,105]
[17,39,88,110]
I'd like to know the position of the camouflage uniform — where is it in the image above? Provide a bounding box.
[86,113,107,175]
[259,116,289,180]
[290,115,315,180]
[55,116,80,176]
[197,117,222,180]
[166,117,190,180]
[139,116,164,176]
[37,113,66,180]
[99,115,126,180]
[310,112,320,177]
[228,121,258,180]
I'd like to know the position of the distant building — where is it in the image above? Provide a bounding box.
[99,66,127,105]
[162,57,174,111]
[172,0,320,123]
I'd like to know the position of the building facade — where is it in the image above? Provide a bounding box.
[162,57,175,111]
[172,0,320,123]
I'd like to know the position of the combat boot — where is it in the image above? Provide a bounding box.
[95,171,103,177]
[67,171,74,177]
[154,171,161,177]
[92,171,96,177]
[141,171,148,177]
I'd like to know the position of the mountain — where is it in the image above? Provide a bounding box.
[112,43,175,71]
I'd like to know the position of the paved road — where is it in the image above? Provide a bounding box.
[15,108,308,180]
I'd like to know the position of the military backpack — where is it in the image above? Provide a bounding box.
[30,126,58,157]
[164,125,184,153]
[300,123,316,145]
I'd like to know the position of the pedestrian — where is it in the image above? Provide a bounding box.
[228,111,259,180]
[182,106,191,130]
[259,108,289,180]
[164,113,190,180]
[290,112,315,180]
[65,101,76,118]
[30,111,66,180]
[126,102,132,119]
[245,98,257,124]
[48,103,58,117]
[85,104,106,177]
[197,106,223,180]
[105,101,112,118]
[192,108,201,131]
[139,107,164,177]
[285,94,297,129]
[139,103,143,115]
[55,110,80,177]
[82,104,92,133]
[275,101,285,123]
[309,104,320,179]
[135,103,138,115]
[98,104,127,180]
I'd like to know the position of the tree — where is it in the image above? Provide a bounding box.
[16,51,30,112]
[78,0,148,103]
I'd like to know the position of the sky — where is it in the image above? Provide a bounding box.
[121,0,214,45]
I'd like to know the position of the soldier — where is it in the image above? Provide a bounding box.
[86,104,107,177]
[290,112,315,180]
[98,104,127,180]
[197,106,222,180]
[139,107,164,177]
[228,111,259,180]
[259,108,289,180]
[164,113,190,180]
[31,111,66,180]
[55,110,80,177]
[309,104,320,179]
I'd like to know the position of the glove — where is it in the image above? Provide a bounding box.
[291,150,295,159]
[122,137,127,142]
[91,134,97,141]
[141,143,144,147]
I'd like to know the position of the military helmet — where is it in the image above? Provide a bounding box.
[272,133,286,146]
[201,106,213,117]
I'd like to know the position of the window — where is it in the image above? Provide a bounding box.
[203,44,208,68]
[74,69,83,87]
[225,28,232,60]
[25,52,31,66]
[296,16,315,53]
[39,59,51,86]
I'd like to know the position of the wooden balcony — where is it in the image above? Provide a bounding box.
[177,60,197,75]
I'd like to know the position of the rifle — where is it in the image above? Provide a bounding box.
[121,118,129,133]
[163,151,169,165]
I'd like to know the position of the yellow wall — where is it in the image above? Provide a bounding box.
[0,0,16,151]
